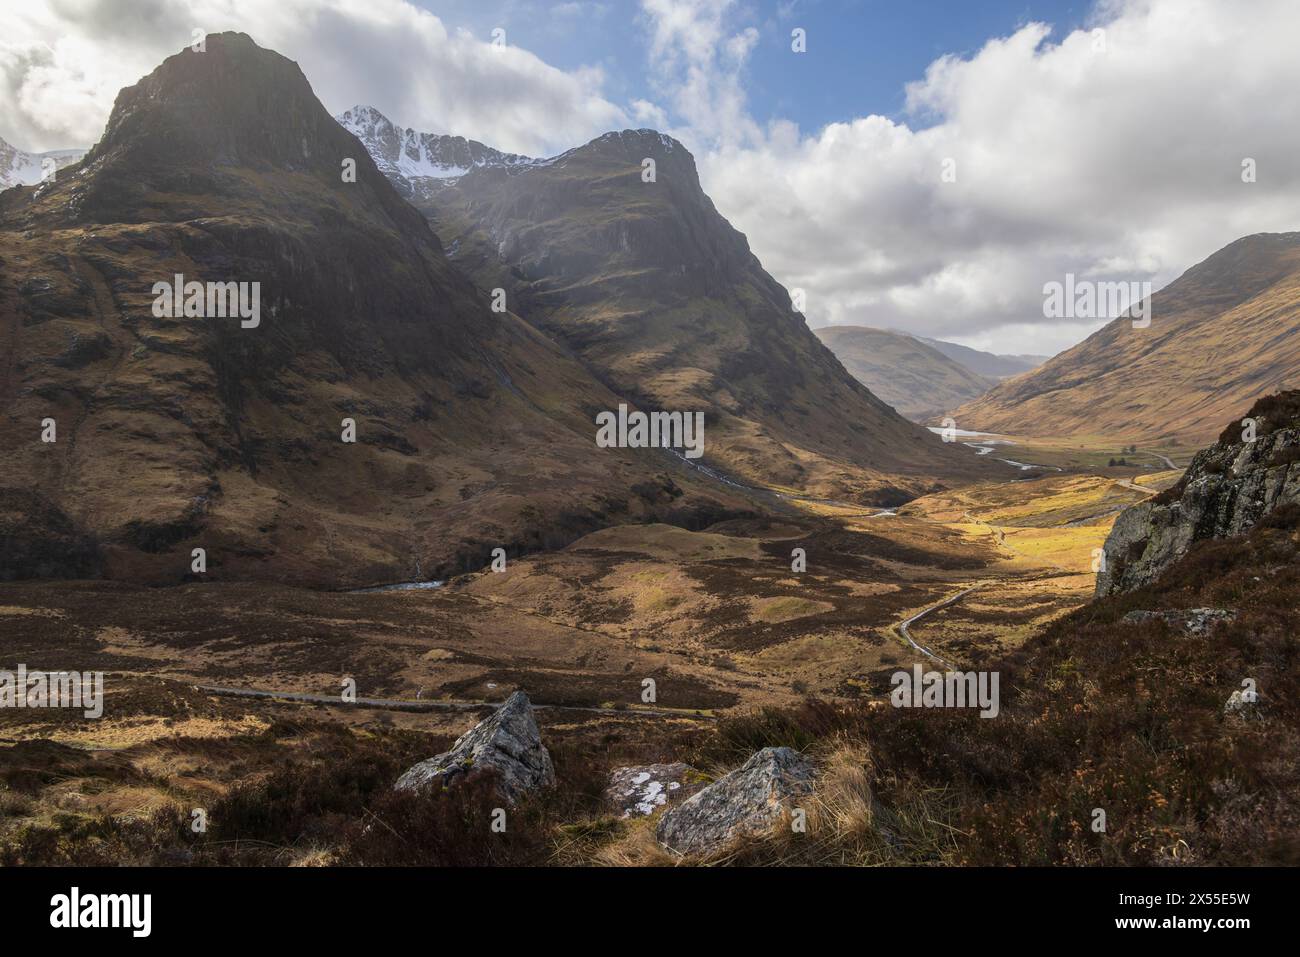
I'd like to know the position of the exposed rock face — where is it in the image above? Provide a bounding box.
[395,691,555,803]
[655,747,815,856]
[1097,396,1300,596]
[606,762,699,819]
[1122,608,1238,637]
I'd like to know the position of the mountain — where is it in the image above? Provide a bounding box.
[0,34,745,586]
[343,108,1003,502]
[953,233,1300,445]
[334,105,543,203]
[813,326,995,421]
[913,336,1048,380]
[0,136,86,189]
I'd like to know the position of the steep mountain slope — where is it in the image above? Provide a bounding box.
[953,233,1300,444]
[344,108,1002,502]
[914,336,1047,380]
[813,326,995,421]
[0,136,86,189]
[0,34,743,586]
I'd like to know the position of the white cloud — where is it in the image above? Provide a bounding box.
[0,0,628,157]
[630,97,670,128]
[639,0,761,148]
[670,0,1300,355]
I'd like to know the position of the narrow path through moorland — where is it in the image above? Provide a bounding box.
[890,583,985,669]
[196,684,714,720]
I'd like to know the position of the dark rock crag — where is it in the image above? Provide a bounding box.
[1097,392,1300,596]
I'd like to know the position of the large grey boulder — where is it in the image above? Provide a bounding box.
[655,746,815,856]
[1097,419,1300,597]
[394,691,555,803]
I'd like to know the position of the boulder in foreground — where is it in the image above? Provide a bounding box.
[655,747,815,856]
[395,691,555,803]
[1097,392,1300,596]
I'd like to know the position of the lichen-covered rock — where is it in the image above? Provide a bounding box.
[1224,688,1261,718]
[606,763,699,818]
[394,691,554,803]
[655,747,815,856]
[1097,405,1300,597]
[1122,608,1237,637]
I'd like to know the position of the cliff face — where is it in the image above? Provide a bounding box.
[1096,391,1300,596]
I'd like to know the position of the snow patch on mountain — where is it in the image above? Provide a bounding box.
[0,138,87,189]
[334,106,552,197]
[336,108,693,203]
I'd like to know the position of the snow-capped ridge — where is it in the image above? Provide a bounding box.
[0,136,88,189]
[334,106,554,195]
[336,108,692,196]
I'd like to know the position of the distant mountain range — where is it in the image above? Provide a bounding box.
[953,233,1300,445]
[813,326,995,421]
[912,337,1048,380]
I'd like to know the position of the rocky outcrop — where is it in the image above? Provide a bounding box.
[655,747,815,856]
[1097,395,1300,596]
[606,762,700,819]
[1122,608,1237,637]
[395,691,555,803]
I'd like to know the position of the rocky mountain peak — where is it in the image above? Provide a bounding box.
[335,105,544,200]
[61,34,426,238]
[581,128,688,158]
[87,32,349,176]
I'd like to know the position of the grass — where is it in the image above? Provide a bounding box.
[5,507,1294,866]
[5,398,1293,867]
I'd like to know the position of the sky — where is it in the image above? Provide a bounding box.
[3,0,1299,356]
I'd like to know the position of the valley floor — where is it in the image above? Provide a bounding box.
[0,452,1185,864]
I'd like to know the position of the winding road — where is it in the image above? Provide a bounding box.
[196,684,714,720]
[891,583,985,669]
[1141,449,1179,470]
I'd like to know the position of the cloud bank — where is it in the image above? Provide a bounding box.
[0,0,627,158]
